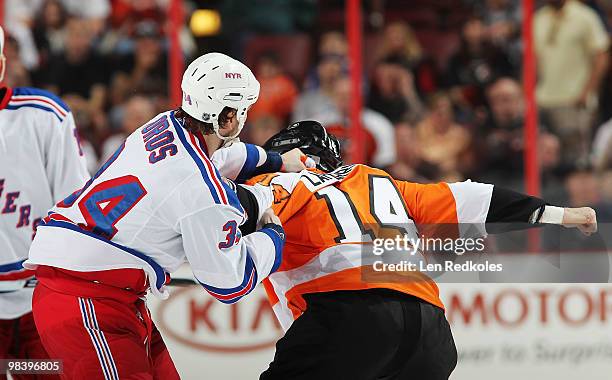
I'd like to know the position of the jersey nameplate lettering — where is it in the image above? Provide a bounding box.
[300,165,356,192]
[141,116,178,164]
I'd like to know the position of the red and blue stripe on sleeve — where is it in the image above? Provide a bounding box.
[236,144,283,184]
[198,254,258,304]
[198,223,284,304]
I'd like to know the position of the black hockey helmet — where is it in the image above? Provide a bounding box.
[263,120,343,172]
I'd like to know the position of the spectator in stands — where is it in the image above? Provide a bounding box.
[478,77,525,184]
[416,92,471,181]
[32,0,68,67]
[326,76,397,168]
[387,123,421,181]
[112,20,167,97]
[103,0,195,58]
[101,95,156,163]
[478,77,563,187]
[445,14,515,117]
[367,56,424,123]
[375,21,422,68]
[388,121,440,182]
[248,115,284,147]
[5,0,44,70]
[478,0,523,72]
[534,0,610,165]
[481,0,520,45]
[248,51,298,124]
[297,74,397,168]
[538,132,566,207]
[6,0,109,28]
[293,54,344,123]
[374,21,438,96]
[318,30,348,57]
[5,0,109,70]
[303,31,348,91]
[44,17,109,112]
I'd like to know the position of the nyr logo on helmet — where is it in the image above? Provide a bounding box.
[225,73,242,79]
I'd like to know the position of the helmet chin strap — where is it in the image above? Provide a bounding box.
[218,134,239,148]
[212,115,246,146]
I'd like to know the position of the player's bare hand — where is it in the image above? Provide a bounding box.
[281,148,315,172]
[562,207,597,235]
[260,208,282,227]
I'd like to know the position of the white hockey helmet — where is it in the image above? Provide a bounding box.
[181,52,260,141]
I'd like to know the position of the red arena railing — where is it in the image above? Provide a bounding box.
[521,0,541,251]
[167,0,185,108]
[346,0,366,164]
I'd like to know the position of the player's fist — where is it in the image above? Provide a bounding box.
[260,208,282,227]
[281,148,314,172]
[562,207,597,235]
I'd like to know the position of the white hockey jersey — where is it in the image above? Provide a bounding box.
[0,87,89,319]
[26,110,284,303]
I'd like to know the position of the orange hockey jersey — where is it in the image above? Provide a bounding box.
[247,164,494,331]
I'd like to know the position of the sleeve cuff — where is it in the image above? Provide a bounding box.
[259,223,285,274]
[539,205,565,224]
[259,152,283,174]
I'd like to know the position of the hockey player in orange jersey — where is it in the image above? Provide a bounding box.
[237,121,597,380]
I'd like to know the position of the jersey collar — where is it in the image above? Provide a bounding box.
[0,87,12,110]
[193,131,210,157]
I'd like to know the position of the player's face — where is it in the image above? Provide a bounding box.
[218,109,239,137]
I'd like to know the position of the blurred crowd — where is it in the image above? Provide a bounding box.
[3,0,612,222]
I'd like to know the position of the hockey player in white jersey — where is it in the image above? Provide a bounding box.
[25,52,306,379]
[0,26,89,380]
